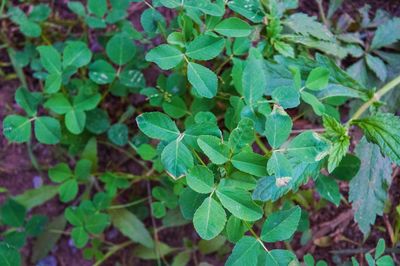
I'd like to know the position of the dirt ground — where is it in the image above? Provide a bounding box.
[1,0,400,265]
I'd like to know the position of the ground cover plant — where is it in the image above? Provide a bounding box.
[1,0,400,265]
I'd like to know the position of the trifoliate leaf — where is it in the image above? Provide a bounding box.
[89,60,116,84]
[286,131,330,162]
[63,41,92,68]
[193,197,226,240]
[44,94,72,114]
[349,137,392,236]
[145,44,183,70]
[136,112,180,141]
[352,112,400,164]
[187,62,218,99]
[37,46,62,74]
[161,140,194,179]
[185,35,225,61]
[260,206,301,242]
[197,135,230,165]
[214,17,252,37]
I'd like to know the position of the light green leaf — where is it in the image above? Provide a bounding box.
[37,46,61,74]
[301,91,325,116]
[187,62,218,98]
[260,206,301,242]
[59,179,78,202]
[145,44,183,70]
[185,35,225,61]
[161,140,194,179]
[0,243,21,266]
[0,199,26,227]
[109,208,154,248]
[214,17,252,37]
[71,227,89,248]
[34,116,61,144]
[197,135,230,165]
[107,123,129,146]
[65,109,86,134]
[315,174,341,206]
[264,106,292,149]
[63,41,92,68]
[227,0,264,23]
[193,197,226,240]
[267,152,293,178]
[349,137,392,236]
[44,72,62,93]
[306,67,330,91]
[186,166,215,194]
[216,183,262,221]
[15,87,42,116]
[44,94,72,114]
[136,112,180,141]
[226,236,261,266]
[228,118,255,153]
[106,33,136,65]
[231,151,267,177]
[271,86,300,109]
[88,0,107,17]
[365,54,387,81]
[242,55,266,106]
[89,60,116,84]
[285,13,334,41]
[352,113,400,164]
[370,17,400,50]
[286,131,329,162]
[14,185,59,210]
[3,115,31,143]
[259,249,298,266]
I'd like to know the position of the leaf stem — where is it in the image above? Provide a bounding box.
[254,134,270,155]
[348,74,400,124]
[108,197,149,209]
[93,241,133,266]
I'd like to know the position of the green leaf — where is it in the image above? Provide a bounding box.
[185,35,225,61]
[106,33,136,65]
[198,235,226,255]
[315,174,341,206]
[242,55,266,106]
[88,0,107,17]
[306,67,330,91]
[134,242,175,260]
[216,183,262,221]
[179,187,208,220]
[0,243,21,266]
[49,163,72,183]
[285,13,334,41]
[349,137,392,236]
[365,54,387,81]
[197,135,230,165]
[161,140,194,179]
[186,166,215,194]
[65,109,86,134]
[226,236,261,266]
[71,227,89,248]
[227,0,264,23]
[267,152,293,178]
[286,131,329,162]
[259,249,298,266]
[107,123,129,146]
[37,46,62,74]
[162,96,187,119]
[34,116,61,144]
[68,2,85,17]
[85,213,110,234]
[86,109,110,134]
[136,112,180,141]
[271,86,300,109]
[0,199,26,227]
[231,151,268,177]
[89,60,116,85]
[193,197,226,240]
[59,179,78,202]
[3,115,31,143]
[15,87,42,116]
[145,44,183,70]
[370,17,400,50]
[109,208,154,248]
[44,72,62,93]
[264,106,292,149]
[63,41,92,68]
[228,118,255,153]
[187,62,218,98]
[352,113,400,164]
[260,206,301,242]
[214,17,252,37]
[14,185,59,210]
[375,239,385,259]
[44,94,72,114]
[330,154,361,181]
[226,215,247,243]
[73,93,101,112]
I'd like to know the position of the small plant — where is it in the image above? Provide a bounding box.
[1,0,399,265]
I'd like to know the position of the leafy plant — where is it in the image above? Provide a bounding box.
[1,0,400,265]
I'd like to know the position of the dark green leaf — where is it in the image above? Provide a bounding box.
[261,206,301,242]
[187,62,218,98]
[193,197,226,240]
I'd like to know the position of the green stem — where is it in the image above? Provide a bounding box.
[315,0,329,27]
[348,74,400,124]
[93,241,133,266]
[108,197,148,209]
[254,135,270,155]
